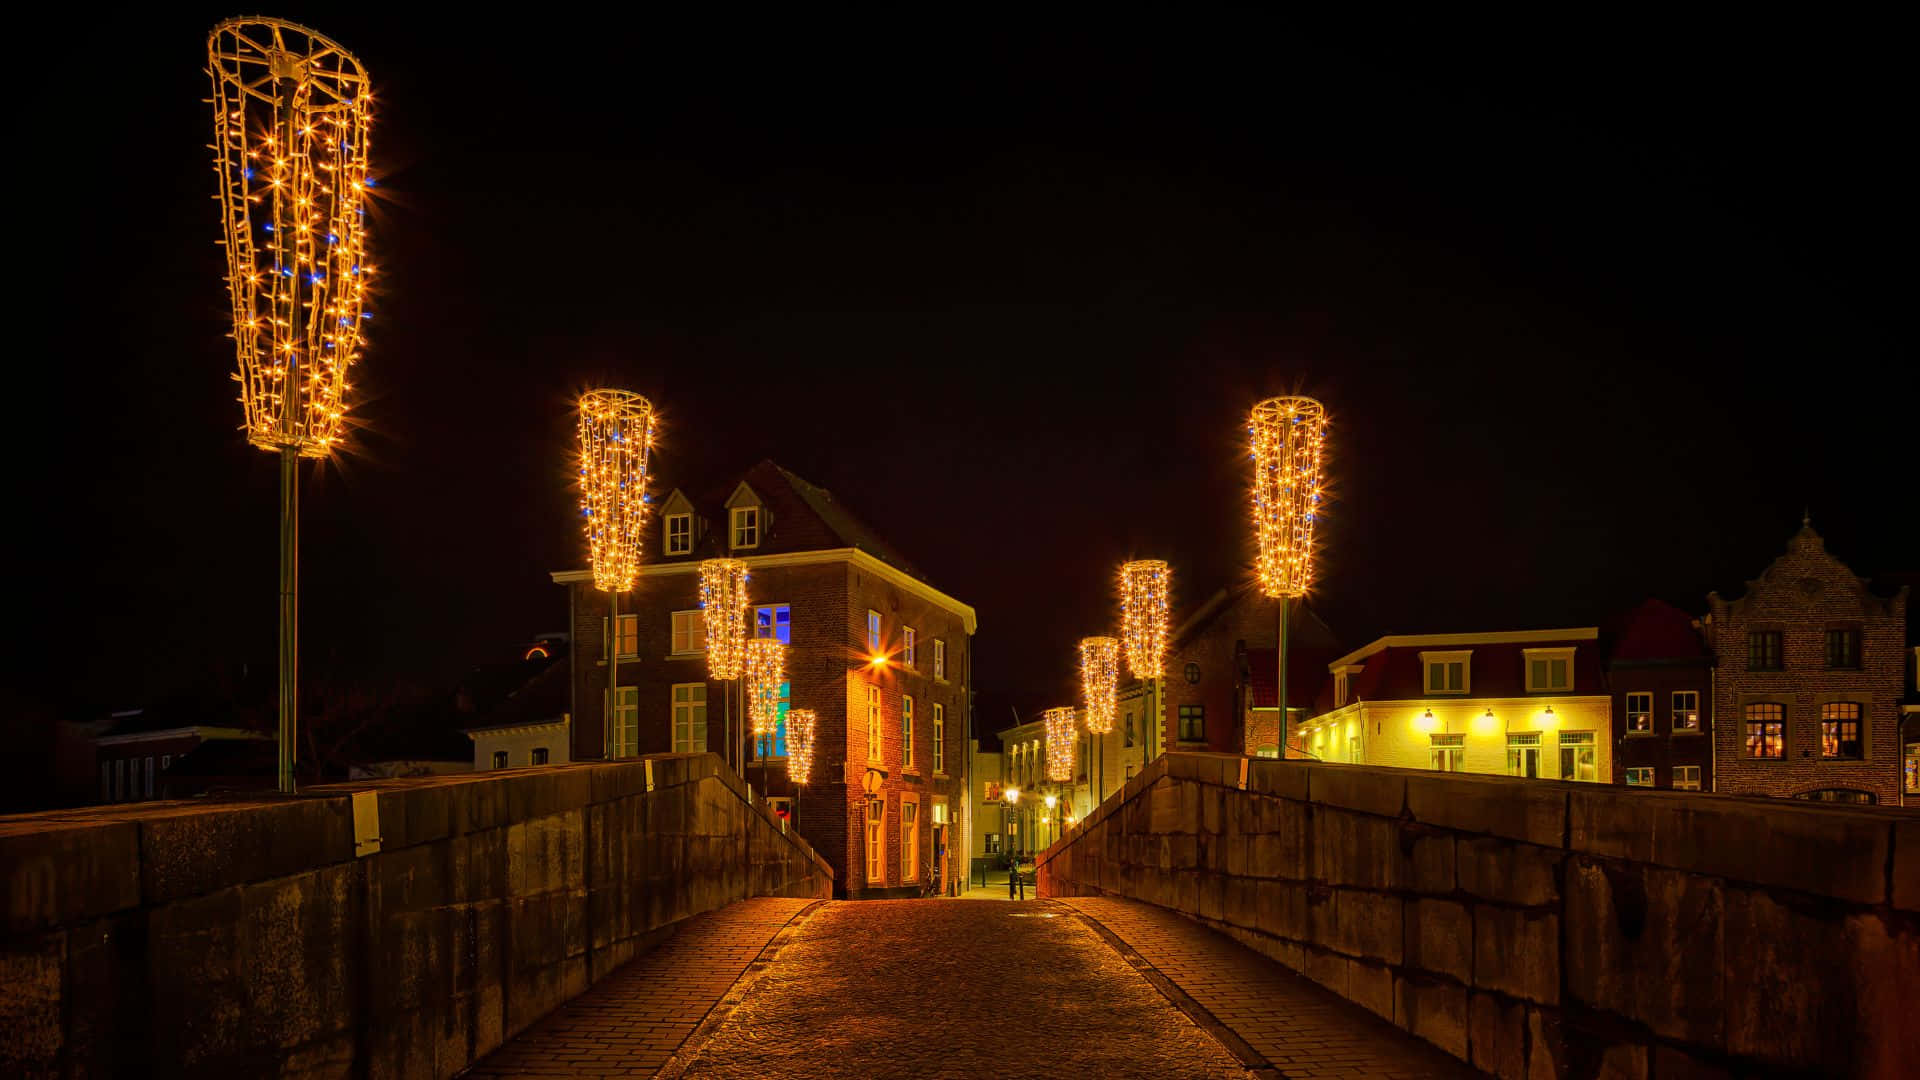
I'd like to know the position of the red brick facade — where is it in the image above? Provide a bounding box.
[1703,523,1907,804]
[1605,598,1713,791]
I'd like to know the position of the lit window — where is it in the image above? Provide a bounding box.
[985,833,1002,855]
[1507,733,1541,778]
[904,627,917,668]
[673,683,708,753]
[867,610,882,653]
[1429,733,1463,772]
[755,680,791,759]
[755,603,791,644]
[1421,651,1470,694]
[671,610,706,654]
[902,695,915,770]
[611,687,640,759]
[1558,731,1597,781]
[1524,648,1574,692]
[1178,704,1204,742]
[867,683,883,762]
[1820,702,1863,759]
[1747,631,1782,671]
[932,797,948,825]
[1626,693,1652,733]
[731,506,759,549]
[901,797,919,882]
[1745,702,1784,758]
[1673,766,1701,791]
[933,638,946,680]
[933,703,946,774]
[865,797,886,886]
[666,512,692,555]
[1625,767,1653,787]
[612,614,638,659]
[492,750,509,769]
[1826,628,1860,669]
[1672,691,1700,732]
[531,747,549,766]
[1124,710,1135,748]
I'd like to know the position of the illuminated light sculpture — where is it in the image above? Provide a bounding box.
[1044,707,1077,783]
[208,18,373,793]
[578,389,658,759]
[745,639,786,737]
[786,709,817,786]
[699,559,750,680]
[1249,395,1329,758]
[1121,559,1171,761]
[1079,637,1119,735]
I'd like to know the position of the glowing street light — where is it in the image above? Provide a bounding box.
[787,709,817,786]
[1120,560,1171,759]
[746,638,785,790]
[701,558,750,770]
[578,389,657,758]
[1250,396,1328,758]
[1044,707,1077,783]
[1079,636,1118,804]
[208,18,373,793]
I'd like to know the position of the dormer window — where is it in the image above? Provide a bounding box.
[731,506,760,549]
[1524,647,1575,692]
[1420,651,1471,695]
[665,512,692,555]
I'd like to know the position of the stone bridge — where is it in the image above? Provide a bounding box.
[3,752,1915,1078]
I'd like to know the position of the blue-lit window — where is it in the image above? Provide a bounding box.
[756,604,791,644]
[756,681,792,758]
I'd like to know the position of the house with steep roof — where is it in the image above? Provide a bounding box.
[1604,598,1712,791]
[551,460,977,898]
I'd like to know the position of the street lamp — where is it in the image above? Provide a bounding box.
[208,18,374,794]
[1250,396,1328,758]
[700,558,749,771]
[1044,792,1059,850]
[578,390,657,759]
[746,638,785,792]
[1121,561,1171,759]
[1002,785,1023,898]
[1080,636,1118,805]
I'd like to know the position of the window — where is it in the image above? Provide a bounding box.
[1625,767,1654,787]
[866,683,883,762]
[673,683,708,753]
[1421,650,1470,694]
[767,796,793,822]
[492,750,509,769]
[1905,745,1919,795]
[1124,710,1136,748]
[144,757,155,799]
[985,833,1002,855]
[1799,788,1875,805]
[1748,631,1782,671]
[731,506,760,549]
[1178,704,1205,742]
[1558,731,1597,782]
[1507,733,1541,778]
[755,604,791,643]
[902,695,915,770]
[1525,648,1574,692]
[671,610,706,655]
[161,754,171,770]
[932,797,948,825]
[867,610,882,653]
[933,638,946,680]
[933,703,946,774]
[531,747,549,766]
[901,797,920,882]
[1673,766,1701,791]
[1745,702,1784,758]
[99,763,109,802]
[904,627,917,669]
[114,760,124,801]
[1349,735,1360,762]
[755,680,791,759]
[1826,628,1860,669]
[612,614,639,659]
[1820,702,1863,759]
[612,687,640,758]
[1672,691,1700,732]
[1184,662,1201,684]
[1625,692,1652,733]
[666,512,692,555]
[865,798,886,885]
[1429,733,1464,772]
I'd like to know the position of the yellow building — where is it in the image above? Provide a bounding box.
[1296,628,1612,782]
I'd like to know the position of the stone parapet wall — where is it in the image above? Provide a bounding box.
[0,753,833,1078]
[1036,752,1919,1078]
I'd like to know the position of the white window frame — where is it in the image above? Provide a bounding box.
[665,512,692,556]
[531,747,550,766]
[1507,732,1541,778]
[1672,765,1701,791]
[492,750,510,769]
[867,683,883,762]
[1625,692,1652,733]
[933,703,946,775]
[1420,650,1471,695]
[1523,647,1576,693]
[610,686,640,759]
[865,797,886,885]
[903,627,917,668]
[867,610,882,653]
[1429,733,1464,772]
[754,603,791,643]
[607,612,638,660]
[933,638,946,680]
[1672,690,1701,733]
[901,795,920,882]
[1558,730,1597,782]
[730,505,760,550]
[1625,767,1654,787]
[902,694,915,770]
[670,609,707,656]
[672,682,708,753]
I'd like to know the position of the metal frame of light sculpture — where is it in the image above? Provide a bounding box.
[1249,396,1328,759]
[745,638,786,738]
[1044,707,1077,784]
[1079,636,1119,805]
[578,389,657,759]
[699,558,750,681]
[1120,559,1171,761]
[786,709,817,786]
[208,17,373,794]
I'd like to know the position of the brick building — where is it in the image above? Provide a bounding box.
[1605,598,1712,791]
[553,461,976,897]
[1703,521,1908,804]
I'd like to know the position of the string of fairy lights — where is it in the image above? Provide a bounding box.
[699,558,751,681]
[786,709,817,786]
[1120,560,1171,679]
[209,18,374,455]
[1250,397,1328,599]
[1043,707,1078,782]
[1078,637,1118,735]
[577,390,656,594]
[745,639,786,738]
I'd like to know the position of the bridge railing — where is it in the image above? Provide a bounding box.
[0,752,832,1078]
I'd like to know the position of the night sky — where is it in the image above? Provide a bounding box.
[27,12,1915,727]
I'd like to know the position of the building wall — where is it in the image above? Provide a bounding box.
[1161,595,1276,754]
[1705,528,1907,804]
[1301,697,1614,782]
[1607,661,1712,789]
[469,722,571,770]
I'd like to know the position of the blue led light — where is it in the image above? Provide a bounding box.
[262,223,274,231]
[243,168,255,180]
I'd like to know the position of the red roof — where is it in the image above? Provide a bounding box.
[1340,638,1605,701]
[1607,599,1705,662]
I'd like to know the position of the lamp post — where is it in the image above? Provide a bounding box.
[1121,561,1171,760]
[208,18,374,793]
[700,559,749,770]
[1044,792,1058,850]
[578,390,657,760]
[1002,785,1022,898]
[1080,636,1118,805]
[746,638,785,793]
[1250,397,1328,758]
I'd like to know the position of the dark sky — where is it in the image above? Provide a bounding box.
[25,11,1915,724]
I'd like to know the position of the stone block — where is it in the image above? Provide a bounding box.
[1892,818,1920,913]
[361,780,455,851]
[1309,764,1407,818]
[1247,816,1305,879]
[1565,857,1722,1045]
[1470,991,1528,1080]
[1473,906,1558,1005]
[1396,974,1469,1061]
[1409,831,1455,895]
[503,956,588,1041]
[0,819,141,935]
[1248,759,1309,801]
[1459,837,1561,907]
[236,864,357,1054]
[1147,779,1183,834]
[1333,888,1403,964]
[1526,1007,1564,1080]
[1197,873,1226,923]
[1221,834,1248,877]
[1224,876,1259,930]
[506,812,584,899]
[450,828,506,903]
[1649,1046,1733,1079]
[1406,772,1565,848]
[1165,751,1239,788]
[587,760,651,804]
[1405,897,1472,982]
[1306,885,1338,945]
[1595,1042,1648,1080]
[1848,912,1920,1080]
[63,912,150,1077]
[1254,879,1307,941]
[141,798,355,905]
[149,886,246,1067]
[1350,958,1395,1020]
[1302,945,1348,996]
[1723,886,1881,1071]
[0,930,63,1073]
[1311,808,1402,889]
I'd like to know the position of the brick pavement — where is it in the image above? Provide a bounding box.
[1062,896,1484,1079]
[463,897,817,1079]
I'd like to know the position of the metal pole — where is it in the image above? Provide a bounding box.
[1278,595,1290,758]
[609,589,619,758]
[277,446,299,793]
